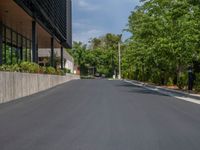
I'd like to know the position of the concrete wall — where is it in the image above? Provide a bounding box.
[0,71,80,104]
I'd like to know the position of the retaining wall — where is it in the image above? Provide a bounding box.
[0,72,80,104]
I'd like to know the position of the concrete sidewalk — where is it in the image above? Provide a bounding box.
[124,79,200,104]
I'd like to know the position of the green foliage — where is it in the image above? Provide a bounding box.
[194,73,200,92]
[0,62,65,76]
[65,0,200,90]
[20,62,39,73]
[124,0,200,89]
[56,68,65,76]
[80,75,95,79]
[63,68,71,74]
[67,34,121,77]
[167,78,174,86]
[177,73,188,89]
[0,64,20,72]
[45,67,56,74]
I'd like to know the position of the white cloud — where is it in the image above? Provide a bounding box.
[73,20,92,30]
[78,0,89,7]
[73,22,83,28]
[72,0,140,43]
[73,29,104,44]
[73,19,105,43]
[76,0,100,11]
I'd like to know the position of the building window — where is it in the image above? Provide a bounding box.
[1,24,32,65]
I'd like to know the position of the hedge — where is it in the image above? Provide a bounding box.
[0,62,65,76]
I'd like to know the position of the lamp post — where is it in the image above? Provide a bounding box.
[118,41,121,79]
[118,34,122,80]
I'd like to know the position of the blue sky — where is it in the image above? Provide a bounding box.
[72,0,140,44]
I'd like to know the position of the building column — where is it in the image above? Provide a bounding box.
[4,26,6,64]
[61,46,64,69]
[0,22,3,65]
[20,35,23,61]
[10,29,13,64]
[50,36,54,67]
[32,21,37,63]
[29,40,31,61]
[25,38,28,61]
[36,42,38,63]
[16,33,19,63]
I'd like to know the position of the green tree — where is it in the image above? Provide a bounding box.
[126,0,200,87]
[67,41,88,75]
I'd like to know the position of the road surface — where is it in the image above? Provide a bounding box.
[0,79,200,150]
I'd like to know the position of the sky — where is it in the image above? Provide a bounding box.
[72,0,140,44]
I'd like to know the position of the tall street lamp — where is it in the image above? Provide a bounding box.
[118,34,122,80]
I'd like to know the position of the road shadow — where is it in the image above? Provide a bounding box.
[116,82,168,97]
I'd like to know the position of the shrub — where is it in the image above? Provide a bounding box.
[81,75,95,79]
[167,77,173,86]
[19,62,40,73]
[0,65,10,71]
[56,69,65,76]
[0,62,65,76]
[63,68,71,74]
[177,73,187,89]
[29,63,40,73]
[194,73,200,92]
[45,67,56,74]
[41,67,47,74]
[20,62,31,72]
[38,66,45,74]
[0,64,20,72]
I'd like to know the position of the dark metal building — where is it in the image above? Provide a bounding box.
[0,0,72,68]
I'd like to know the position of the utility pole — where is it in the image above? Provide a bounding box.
[118,42,121,79]
[118,34,122,80]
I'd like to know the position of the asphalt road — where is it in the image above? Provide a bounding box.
[0,79,200,150]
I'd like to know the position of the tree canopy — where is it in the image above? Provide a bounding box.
[68,34,121,77]
[69,0,200,90]
[125,0,200,87]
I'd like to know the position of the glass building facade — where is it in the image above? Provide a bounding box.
[0,24,31,64]
[0,0,72,66]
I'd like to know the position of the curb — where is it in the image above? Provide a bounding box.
[124,79,200,101]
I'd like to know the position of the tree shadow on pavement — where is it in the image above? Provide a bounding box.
[116,82,168,97]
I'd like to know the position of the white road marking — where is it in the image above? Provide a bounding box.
[124,80,200,105]
[174,96,200,105]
